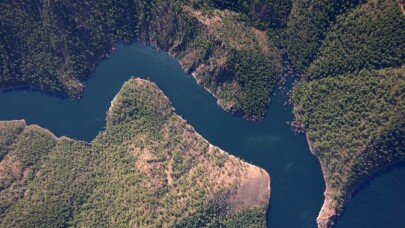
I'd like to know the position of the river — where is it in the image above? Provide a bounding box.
[0,44,403,227]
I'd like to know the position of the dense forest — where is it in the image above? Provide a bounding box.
[1,0,404,227]
[205,0,292,29]
[0,79,270,227]
[294,68,405,224]
[291,0,405,227]
[0,0,282,119]
[285,0,367,71]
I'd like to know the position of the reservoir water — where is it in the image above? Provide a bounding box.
[0,44,403,227]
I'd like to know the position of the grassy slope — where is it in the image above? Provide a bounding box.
[0,0,281,120]
[0,78,270,227]
[291,0,405,227]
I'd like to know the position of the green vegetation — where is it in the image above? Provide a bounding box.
[227,50,277,119]
[178,6,280,119]
[2,0,403,227]
[176,201,267,227]
[0,0,141,97]
[290,0,405,226]
[294,68,405,226]
[1,137,92,227]
[294,68,404,195]
[0,121,25,160]
[205,0,292,29]
[0,121,60,216]
[0,79,270,227]
[285,0,366,71]
[305,0,404,80]
[0,0,282,119]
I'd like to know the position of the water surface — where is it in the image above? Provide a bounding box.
[0,44,403,227]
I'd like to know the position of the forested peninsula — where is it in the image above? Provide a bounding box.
[290,0,405,227]
[1,0,404,227]
[0,78,270,227]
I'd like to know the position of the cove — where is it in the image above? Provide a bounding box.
[0,43,403,227]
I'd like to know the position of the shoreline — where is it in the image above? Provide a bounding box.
[0,39,274,122]
[0,120,90,145]
[291,105,334,228]
[169,51,275,122]
[0,44,118,101]
[104,77,272,221]
[167,52,237,116]
[292,102,405,228]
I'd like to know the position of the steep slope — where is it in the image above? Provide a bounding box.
[291,0,405,227]
[0,120,60,217]
[167,7,280,120]
[0,0,281,120]
[0,78,270,227]
[304,0,404,80]
[206,0,292,29]
[294,68,405,227]
[285,0,366,71]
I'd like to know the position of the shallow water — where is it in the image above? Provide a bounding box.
[0,44,403,227]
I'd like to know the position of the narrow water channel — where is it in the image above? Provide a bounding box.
[0,44,403,227]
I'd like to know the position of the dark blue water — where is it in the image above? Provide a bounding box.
[336,163,405,228]
[0,44,403,227]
